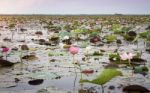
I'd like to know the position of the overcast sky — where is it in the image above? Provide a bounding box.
[0,0,150,14]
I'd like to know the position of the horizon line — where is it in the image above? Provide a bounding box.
[0,13,150,16]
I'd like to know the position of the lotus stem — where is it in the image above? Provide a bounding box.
[73,55,77,89]
[73,55,77,74]
[79,64,83,81]
[101,85,104,93]
[5,53,7,60]
[128,59,134,76]
[128,59,131,67]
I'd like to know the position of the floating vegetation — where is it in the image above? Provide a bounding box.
[0,15,150,93]
[80,69,122,85]
[104,35,117,43]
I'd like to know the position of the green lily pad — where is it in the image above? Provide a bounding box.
[80,69,122,85]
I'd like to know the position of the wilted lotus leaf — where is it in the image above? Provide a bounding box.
[90,36,101,44]
[35,31,43,35]
[22,55,38,61]
[128,31,137,37]
[123,85,150,93]
[81,69,94,74]
[21,45,29,50]
[0,59,15,67]
[28,79,44,85]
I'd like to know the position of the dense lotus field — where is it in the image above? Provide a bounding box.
[0,15,150,93]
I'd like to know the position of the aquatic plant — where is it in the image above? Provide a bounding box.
[122,26,132,33]
[92,51,103,56]
[109,53,120,62]
[111,24,122,34]
[90,36,101,45]
[35,31,43,38]
[62,35,72,45]
[123,85,150,93]
[69,46,80,86]
[89,31,98,37]
[0,47,10,60]
[59,31,72,39]
[120,52,134,67]
[139,30,150,39]
[123,34,136,41]
[80,42,89,48]
[134,66,149,75]
[104,35,117,43]
[69,46,79,56]
[80,69,122,85]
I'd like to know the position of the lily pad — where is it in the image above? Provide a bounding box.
[80,69,122,85]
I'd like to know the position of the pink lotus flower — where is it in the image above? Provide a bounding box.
[128,53,134,59]
[69,46,79,55]
[120,52,128,60]
[0,47,10,60]
[120,52,134,60]
[2,48,9,53]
